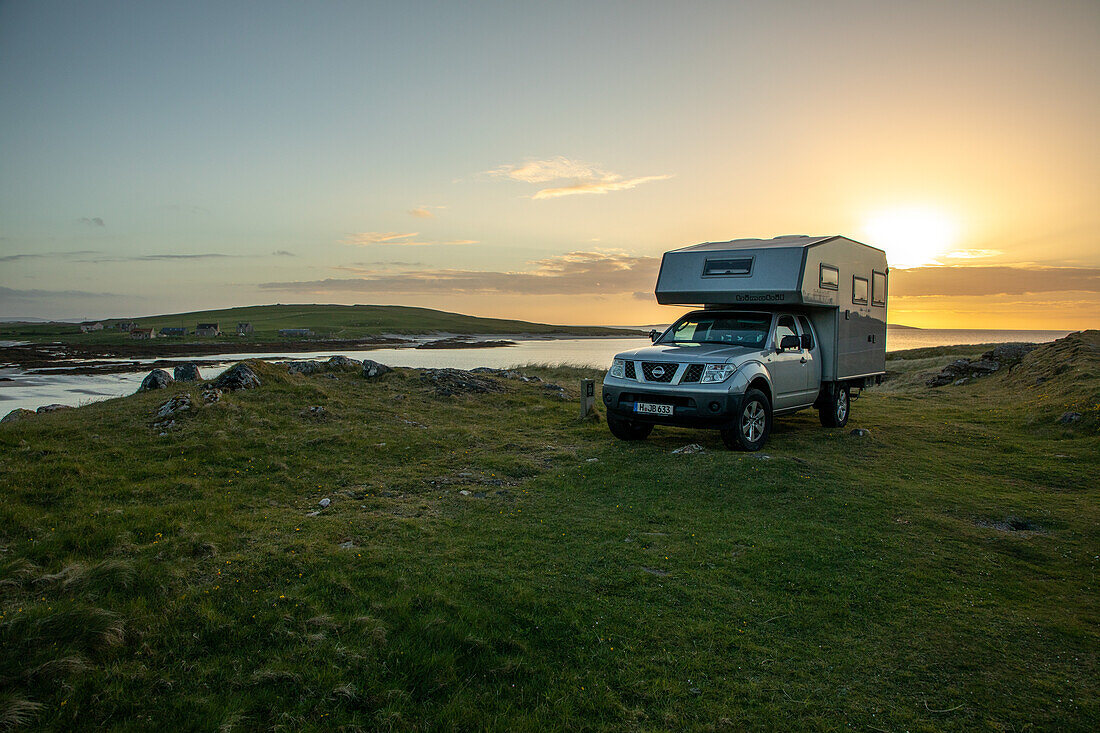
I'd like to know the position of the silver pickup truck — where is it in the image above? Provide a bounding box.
[602,235,888,450]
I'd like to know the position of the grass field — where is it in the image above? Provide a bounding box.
[1,335,1097,730]
[0,304,639,343]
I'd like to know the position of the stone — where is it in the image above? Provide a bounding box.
[201,387,222,404]
[1058,411,1082,424]
[36,404,72,413]
[1,408,36,424]
[339,540,355,549]
[213,363,261,391]
[138,369,173,392]
[305,511,320,517]
[362,360,393,379]
[459,490,471,496]
[155,393,192,419]
[586,458,599,462]
[421,368,503,396]
[849,428,871,437]
[319,497,331,508]
[173,362,201,382]
[671,444,705,455]
[326,355,362,369]
[284,360,321,375]
[952,378,969,386]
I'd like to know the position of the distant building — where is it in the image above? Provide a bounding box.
[115,321,136,331]
[278,328,314,337]
[159,327,187,337]
[79,321,104,333]
[195,322,221,337]
[130,328,154,340]
[236,322,254,336]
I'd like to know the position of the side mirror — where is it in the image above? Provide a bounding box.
[779,334,801,351]
[800,333,812,349]
[649,329,661,343]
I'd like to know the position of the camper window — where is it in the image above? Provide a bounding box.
[852,276,869,305]
[702,257,753,277]
[820,264,839,290]
[872,270,887,306]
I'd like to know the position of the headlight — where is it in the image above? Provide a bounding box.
[609,358,626,378]
[700,363,736,383]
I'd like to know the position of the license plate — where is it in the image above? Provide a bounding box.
[635,402,673,416]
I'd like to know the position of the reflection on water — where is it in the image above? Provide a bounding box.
[0,329,1074,415]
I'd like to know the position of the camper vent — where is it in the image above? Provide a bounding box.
[702,257,753,278]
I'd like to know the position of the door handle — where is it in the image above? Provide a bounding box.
[800,357,807,364]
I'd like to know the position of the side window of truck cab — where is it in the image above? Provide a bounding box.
[775,315,798,348]
[796,315,814,349]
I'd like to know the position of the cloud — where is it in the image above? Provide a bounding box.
[261,250,660,296]
[408,207,435,219]
[0,250,100,263]
[343,231,477,247]
[890,265,1100,296]
[0,285,118,300]
[272,250,295,256]
[77,217,105,227]
[941,249,1003,260]
[486,156,673,199]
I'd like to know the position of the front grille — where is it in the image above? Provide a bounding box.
[624,361,636,380]
[681,364,704,383]
[642,362,676,383]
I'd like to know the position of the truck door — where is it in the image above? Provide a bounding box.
[768,315,804,410]
[795,315,822,405]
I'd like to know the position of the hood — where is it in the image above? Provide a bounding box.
[613,342,761,363]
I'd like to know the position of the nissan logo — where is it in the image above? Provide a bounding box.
[651,366,666,378]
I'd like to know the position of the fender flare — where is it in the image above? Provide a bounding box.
[728,361,773,401]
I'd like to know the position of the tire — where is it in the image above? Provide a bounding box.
[721,389,772,451]
[818,384,850,428]
[607,416,654,441]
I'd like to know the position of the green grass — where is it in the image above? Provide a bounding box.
[0,342,1097,730]
[0,304,639,343]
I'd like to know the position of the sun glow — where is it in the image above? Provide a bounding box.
[861,206,960,269]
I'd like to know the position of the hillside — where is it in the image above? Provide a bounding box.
[0,304,642,343]
[0,336,1096,729]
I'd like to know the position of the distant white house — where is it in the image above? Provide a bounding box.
[79,321,104,333]
[237,322,254,336]
[130,328,154,340]
[195,322,221,337]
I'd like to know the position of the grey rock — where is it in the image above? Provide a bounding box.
[1,408,36,424]
[201,387,222,404]
[173,362,201,382]
[585,458,599,463]
[983,342,1038,365]
[302,405,326,419]
[849,428,871,437]
[362,360,393,378]
[319,497,331,508]
[671,443,705,455]
[213,363,261,391]
[339,540,355,549]
[953,378,969,386]
[155,393,192,419]
[459,490,471,496]
[327,355,362,369]
[284,360,321,375]
[420,368,503,396]
[36,403,72,413]
[139,369,174,392]
[457,472,474,478]
[305,511,320,517]
[1058,411,1082,424]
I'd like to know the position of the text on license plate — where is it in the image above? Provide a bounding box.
[635,402,673,416]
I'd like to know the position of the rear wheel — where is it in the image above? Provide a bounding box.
[608,416,654,441]
[819,384,850,427]
[721,389,771,451]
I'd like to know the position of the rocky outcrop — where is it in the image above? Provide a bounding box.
[173,362,201,382]
[213,363,261,391]
[284,360,321,375]
[1,408,36,424]
[927,343,1039,387]
[201,386,222,404]
[420,368,503,396]
[362,360,393,379]
[36,404,72,414]
[139,369,174,391]
[155,393,192,419]
[326,355,362,369]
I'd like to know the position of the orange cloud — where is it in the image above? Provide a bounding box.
[486,157,672,199]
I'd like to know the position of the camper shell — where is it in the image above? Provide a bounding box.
[655,235,888,380]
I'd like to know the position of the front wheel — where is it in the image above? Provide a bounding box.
[608,416,654,441]
[721,389,772,451]
[819,384,850,428]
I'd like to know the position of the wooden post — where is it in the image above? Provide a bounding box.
[580,379,595,418]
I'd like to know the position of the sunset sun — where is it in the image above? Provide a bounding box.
[861,206,959,269]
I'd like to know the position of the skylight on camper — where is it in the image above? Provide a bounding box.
[702,257,753,277]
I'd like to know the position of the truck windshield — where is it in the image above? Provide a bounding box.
[661,312,771,346]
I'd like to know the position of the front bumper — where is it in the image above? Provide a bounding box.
[602,381,743,428]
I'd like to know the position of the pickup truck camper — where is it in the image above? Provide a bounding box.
[602,235,888,450]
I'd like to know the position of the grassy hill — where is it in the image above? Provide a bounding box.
[0,335,1096,729]
[0,304,641,343]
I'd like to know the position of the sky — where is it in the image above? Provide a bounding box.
[1,0,1098,329]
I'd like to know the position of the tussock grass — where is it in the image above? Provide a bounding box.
[0,347,1097,729]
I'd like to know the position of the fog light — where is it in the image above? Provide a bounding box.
[709,401,722,412]
[603,393,612,404]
